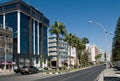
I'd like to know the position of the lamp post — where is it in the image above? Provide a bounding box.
[88,21,107,65]
[4,37,7,74]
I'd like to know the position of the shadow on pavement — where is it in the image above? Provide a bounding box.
[104,77,120,81]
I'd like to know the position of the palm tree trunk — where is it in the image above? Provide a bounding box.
[56,34,59,71]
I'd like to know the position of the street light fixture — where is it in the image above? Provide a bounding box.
[4,36,7,74]
[88,20,107,64]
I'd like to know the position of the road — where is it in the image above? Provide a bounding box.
[0,65,105,81]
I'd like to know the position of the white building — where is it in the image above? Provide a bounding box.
[67,46,76,66]
[86,44,105,64]
[48,37,68,68]
[98,49,105,62]
[86,44,98,64]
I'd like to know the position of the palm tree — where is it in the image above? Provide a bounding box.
[81,37,89,44]
[73,37,89,67]
[64,33,74,66]
[49,21,67,70]
[95,54,102,64]
[81,37,89,67]
[72,36,82,67]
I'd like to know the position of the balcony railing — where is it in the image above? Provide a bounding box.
[0,36,12,42]
[0,24,13,32]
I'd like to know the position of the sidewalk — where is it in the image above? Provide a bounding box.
[104,68,120,81]
[0,70,15,76]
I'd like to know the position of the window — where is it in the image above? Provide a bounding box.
[20,12,29,54]
[20,4,30,14]
[4,4,17,10]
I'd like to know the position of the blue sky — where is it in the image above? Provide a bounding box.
[0,0,119,55]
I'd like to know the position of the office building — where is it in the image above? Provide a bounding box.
[0,0,49,67]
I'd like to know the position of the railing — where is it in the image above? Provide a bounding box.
[6,26,13,32]
[0,36,12,42]
[0,24,13,32]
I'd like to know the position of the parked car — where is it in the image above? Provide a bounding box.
[14,66,22,73]
[14,68,21,73]
[115,61,120,69]
[20,66,39,75]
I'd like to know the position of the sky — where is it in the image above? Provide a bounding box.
[0,0,119,56]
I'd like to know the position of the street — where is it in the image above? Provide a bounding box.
[0,65,105,81]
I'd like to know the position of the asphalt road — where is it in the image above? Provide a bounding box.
[0,65,105,81]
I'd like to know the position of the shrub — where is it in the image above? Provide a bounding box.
[44,67,48,70]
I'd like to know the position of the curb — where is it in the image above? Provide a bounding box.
[45,72,68,75]
[94,70,104,81]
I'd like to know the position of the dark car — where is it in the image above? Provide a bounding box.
[14,68,21,73]
[20,66,39,75]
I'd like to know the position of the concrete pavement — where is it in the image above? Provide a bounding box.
[0,70,15,76]
[104,68,120,81]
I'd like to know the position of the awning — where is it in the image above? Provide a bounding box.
[0,62,15,65]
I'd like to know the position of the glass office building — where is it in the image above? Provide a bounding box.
[0,0,49,67]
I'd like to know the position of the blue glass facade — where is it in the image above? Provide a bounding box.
[5,12,17,32]
[0,15,3,25]
[35,21,38,55]
[0,0,49,67]
[20,13,29,54]
[43,26,48,60]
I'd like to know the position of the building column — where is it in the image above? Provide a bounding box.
[33,20,35,55]
[17,10,20,54]
[37,22,39,55]
[3,13,5,29]
[17,10,20,67]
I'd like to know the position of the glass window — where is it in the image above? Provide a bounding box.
[6,12,17,32]
[32,19,34,54]
[6,12,17,54]
[39,23,42,54]
[0,7,2,12]
[42,26,48,60]
[0,15,3,27]
[20,12,29,54]
[20,4,30,14]
[35,21,38,55]
[4,4,17,10]
[43,17,49,26]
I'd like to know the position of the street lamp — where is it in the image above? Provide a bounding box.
[4,36,7,74]
[88,20,107,64]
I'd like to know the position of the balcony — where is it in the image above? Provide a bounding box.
[0,24,13,32]
[0,36,12,43]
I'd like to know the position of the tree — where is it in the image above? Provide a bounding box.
[64,33,74,66]
[112,17,120,62]
[80,38,89,67]
[95,54,102,63]
[49,21,67,70]
[72,36,83,67]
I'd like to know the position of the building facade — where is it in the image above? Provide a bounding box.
[0,24,13,70]
[0,0,49,68]
[67,46,76,66]
[98,49,105,63]
[48,37,68,68]
[86,44,98,64]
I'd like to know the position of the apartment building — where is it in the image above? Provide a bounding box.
[67,46,76,66]
[0,24,13,70]
[48,37,68,68]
